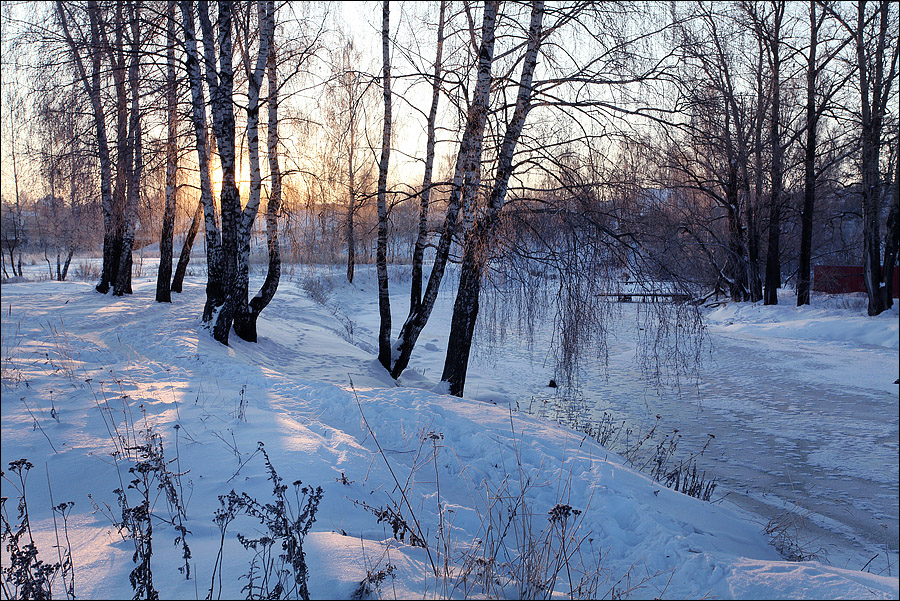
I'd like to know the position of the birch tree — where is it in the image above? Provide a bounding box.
[180,0,297,343]
[409,0,447,312]
[56,1,118,293]
[179,0,225,332]
[441,0,545,396]
[231,0,274,342]
[375,0,394,369]
[245,0,283,333]
[387,0,500,379]
[157,0,178,303]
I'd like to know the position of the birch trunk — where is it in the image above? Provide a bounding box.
[232,0,271,343]
[410,0,446,311]
[442,0,544,397]
[375,0,394,369]
[179,0,224,324]
[157,0,178,303]
[247,0,282,331]
[199,0,241,343]
[389,0,499,380]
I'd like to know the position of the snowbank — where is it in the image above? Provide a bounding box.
[1,274,897,599]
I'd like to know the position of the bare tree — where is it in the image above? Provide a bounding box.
[171,200,202,293]
[324,38,373,284]
[179,0,225,331]
[180,0,309,343]
[745,0,789,305]
[375,0,394,369]
[441,0,545,396]
[664,1,758,303]
[387,0,500,379]
[409,0,447,311]
[231,0,275,342]
[826,0,898,314]
[157,0,178,303]
[111,0,143,296]
[56,1,120,292]
[796,1,853,305]
[245,0,282,334]
[2,85,26,278]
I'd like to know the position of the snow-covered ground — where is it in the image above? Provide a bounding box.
[1,263,898,599]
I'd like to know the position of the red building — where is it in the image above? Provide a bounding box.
[813,265,900,297]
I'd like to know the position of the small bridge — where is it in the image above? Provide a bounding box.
[596,292,693,303]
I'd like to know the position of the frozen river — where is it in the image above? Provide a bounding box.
[568,312,899,574]
[309,267,900,577]
[474,299,900,576]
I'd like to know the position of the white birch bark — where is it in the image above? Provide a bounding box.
[442,0,545,396]
[179,0,224,323]
[389,0,499,379]
[376,0,394,369]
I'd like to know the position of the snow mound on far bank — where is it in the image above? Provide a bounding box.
[704,290,900,350]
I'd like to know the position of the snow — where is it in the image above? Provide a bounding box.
[1,266,897,600]
[705,291,900,350]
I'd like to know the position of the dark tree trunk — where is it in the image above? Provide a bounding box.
[880,156,899,310]
[854,1,896,315]
[749,43,765,304]
[103,4,129,296]
[442,0,544,397]
[442,242,484,396]
[346,132,356,284]
[157,0,178,303]
[171,200,202,293]
[107,2,132,296]
[798,0,819,307]
[114,1,142,297]
[763,2,784,306]
[723,122,748,303]
[59,248,74,281]
[375,0,394,369]
[388,0,499,380]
